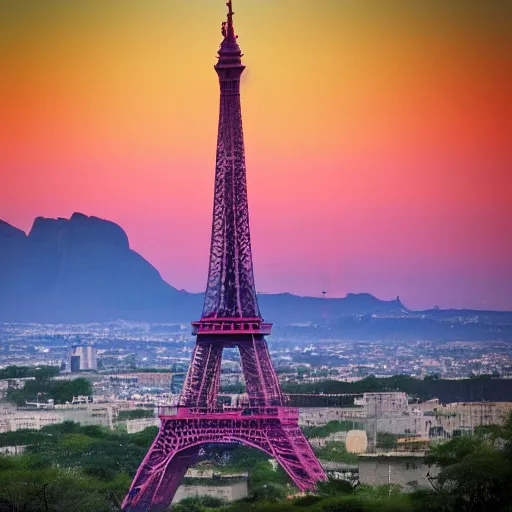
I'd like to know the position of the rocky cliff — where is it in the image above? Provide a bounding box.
[0,213,198,322]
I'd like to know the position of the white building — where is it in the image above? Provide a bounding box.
[358,452,437,491]
[71,345,97,371]
[172,470,248,504]
[359,393,409,417]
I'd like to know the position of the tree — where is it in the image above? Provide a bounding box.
[315,442,358,464]
[376,432,398,451]
[317,478,354,497]
[0,466,57,512]
[6,376,93,406]
[0,421,157,511]
[425,414,512,512]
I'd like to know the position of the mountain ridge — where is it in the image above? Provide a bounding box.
[1,214,510,335]
[0,213,406,324]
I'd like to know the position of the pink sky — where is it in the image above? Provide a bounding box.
[1,1,511,310]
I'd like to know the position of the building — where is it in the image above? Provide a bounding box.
[359,392,409,416]
[319,461,359,485]
[420,401,512,438]
[70,345,97,371]
[299,407,367,427]
[0,445,27,456]
[70,355,80,373]
[0,409,62,432]
[172,470,248,504]
[358,452,437,491]
[299,397,512,443]
[108,372,175,388]
[375,415,429,437]
[0,401,118,433]
[124,417,160,434]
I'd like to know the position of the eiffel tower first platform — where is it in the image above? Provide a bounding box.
[122,3,327,510]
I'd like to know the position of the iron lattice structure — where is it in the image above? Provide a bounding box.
[122,3,327,510]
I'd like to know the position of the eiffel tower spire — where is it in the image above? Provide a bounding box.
[218,0,242,64]
[225,0,236,41]
[203,0,259,319]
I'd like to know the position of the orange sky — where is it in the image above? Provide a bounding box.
[1,1,511,310]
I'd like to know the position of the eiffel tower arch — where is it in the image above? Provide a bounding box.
[122,3,327,510]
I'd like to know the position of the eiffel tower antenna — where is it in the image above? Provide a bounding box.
[226,0,235,40]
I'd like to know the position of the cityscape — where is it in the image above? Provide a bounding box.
[1,1,511,512]
[1,322,512,381]
[1,327,512,510]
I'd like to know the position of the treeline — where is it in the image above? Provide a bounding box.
[117,409,155,420]
[281,374,512,403]
[0,421,157,511]
[0,365,59,380]
[287,394,357,407]
[0,425,293,511]
[301,420,362,439]
[4,366,92,406]
[2,415,512,511]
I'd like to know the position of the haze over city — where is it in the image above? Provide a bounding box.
[1,0,511,311]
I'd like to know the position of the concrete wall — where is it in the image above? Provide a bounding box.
[111,373,174,387]
[172,481,248,503]
[124,417,160,434]
[301,402,512,441]
[432,402,512,435]
[320,460,359,484]
[1,411,62,432]
[0,403,115,433]
[375,416,428,436]
[309,431,347,448]
[0,445,27,456]
[299,407,366,426]
[363,393,409,416]
[358,454,436,491]
[54,404,114,428]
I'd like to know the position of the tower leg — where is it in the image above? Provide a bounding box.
[266,425,327,491]
[179,342,223,407]
[238,337,283,406]
[122,423,200,511]
[122,414,327,511]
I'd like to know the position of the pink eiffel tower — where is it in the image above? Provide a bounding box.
[122,3,327,510]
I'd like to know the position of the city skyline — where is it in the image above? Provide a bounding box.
[1,1,511,311]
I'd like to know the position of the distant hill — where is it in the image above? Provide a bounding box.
[0,213,197,323]
[0,213,404,324]
[1,214,511,341]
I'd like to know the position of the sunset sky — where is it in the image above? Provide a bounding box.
[1,1,511,310]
